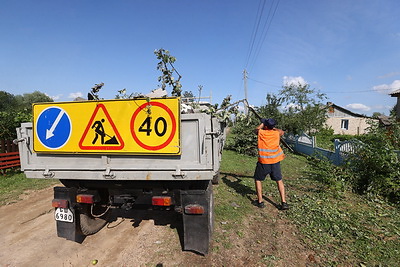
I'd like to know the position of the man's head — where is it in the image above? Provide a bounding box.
[261,118,276,129]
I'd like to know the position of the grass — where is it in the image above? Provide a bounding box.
[0,170,58,205]
[216,149,400,266]
[285,177,400,266]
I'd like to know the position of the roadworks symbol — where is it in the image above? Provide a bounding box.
[79,104,124,150]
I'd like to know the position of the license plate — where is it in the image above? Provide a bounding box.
[55,208,74,223]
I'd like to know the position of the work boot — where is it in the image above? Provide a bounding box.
[252,200,265,208]
[280,202,289,210]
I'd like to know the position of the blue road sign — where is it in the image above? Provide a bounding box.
[36,107,72,149]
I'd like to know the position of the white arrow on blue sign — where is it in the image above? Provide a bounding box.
[36,106,72,149]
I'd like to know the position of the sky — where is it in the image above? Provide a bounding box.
[1,0,399,116]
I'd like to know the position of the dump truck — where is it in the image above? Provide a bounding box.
[15,97,225,255]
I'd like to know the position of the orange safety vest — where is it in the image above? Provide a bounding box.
[257,128,285,164]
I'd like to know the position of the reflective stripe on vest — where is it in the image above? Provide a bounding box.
[259,148,279,153]
[258,150,284,159]
[257,129,285,164]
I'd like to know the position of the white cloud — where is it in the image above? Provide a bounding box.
[372,80,400,94]
[282,76,308,87]
[345,103,371,112]
[46,93,62,101]
[68,92,83,99]
[282,102,301,111]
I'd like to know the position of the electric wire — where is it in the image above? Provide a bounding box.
[245,0,280,73]
[248,77,281,88]
[245,0,267,69]
[248,0,280,72]
[248,76,400,94]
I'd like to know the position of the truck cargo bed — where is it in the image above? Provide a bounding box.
[16,113,224,181]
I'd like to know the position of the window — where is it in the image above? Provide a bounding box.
[341,119,349,130]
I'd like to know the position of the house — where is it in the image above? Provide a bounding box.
[325,102,377,135]
[389,89,400,119]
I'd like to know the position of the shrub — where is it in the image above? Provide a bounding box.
[225,118,258,156]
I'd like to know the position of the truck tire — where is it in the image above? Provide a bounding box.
[212,171,220,185]
[79,205,111,236]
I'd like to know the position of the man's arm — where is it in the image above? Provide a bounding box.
[254,123,264,134]
[276,128,285,137]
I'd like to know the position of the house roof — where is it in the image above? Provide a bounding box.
[390,89,400,97]
[377,115,392,126]
[326,102,370,118]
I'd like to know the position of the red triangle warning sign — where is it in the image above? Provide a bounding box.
[79,104,124,150]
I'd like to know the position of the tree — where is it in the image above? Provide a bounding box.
[0,91,17,111]
[390,104,397,118]
[372,112,383,118]
[279,83,327,134]
[0,111,32,140]
[225,111,259,156]
[15,91,53,113]
[346,119,400,203]
[0,90,52,139]
[256,93,284,127]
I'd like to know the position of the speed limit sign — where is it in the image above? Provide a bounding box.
[130,100,180,154]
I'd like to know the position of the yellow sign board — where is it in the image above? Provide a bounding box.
[33,98,181,154]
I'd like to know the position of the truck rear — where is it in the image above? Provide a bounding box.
[16,98,225,255]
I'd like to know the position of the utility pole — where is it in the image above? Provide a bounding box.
[243,69,248,115]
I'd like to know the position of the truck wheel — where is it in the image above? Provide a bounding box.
[212,171,220,185]
[79,205,111,236]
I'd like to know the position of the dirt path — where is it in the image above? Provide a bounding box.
[0,185,317,267]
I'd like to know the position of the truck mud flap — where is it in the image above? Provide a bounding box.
[53,187,85,243]
[181,181,213,255]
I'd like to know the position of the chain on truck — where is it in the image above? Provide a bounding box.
[15,97,226,255]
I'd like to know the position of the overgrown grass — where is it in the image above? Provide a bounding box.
[216,149,400,266]
[0,170,58,205]
[286,178,400,266]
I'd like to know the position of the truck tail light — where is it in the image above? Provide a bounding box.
[184,204,205,215]
[76,194,95,204]
[152,196,172,206]
[52,199,69,208]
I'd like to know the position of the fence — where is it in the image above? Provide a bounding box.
[283,133,362,166]
[0,140,19,153]
[0,139,20,172]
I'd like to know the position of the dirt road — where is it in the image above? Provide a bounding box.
[0,184,316,267]
[0,186,206,267]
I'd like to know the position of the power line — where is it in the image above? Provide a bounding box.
[248,0,280,72]
[248,77,281,88]
[323,88,399,94]
[248,76,400,94]
[245,0,266,69]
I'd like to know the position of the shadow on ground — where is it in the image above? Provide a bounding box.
[108,208,184,249]
[221,172,280,209]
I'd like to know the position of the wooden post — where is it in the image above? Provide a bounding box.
[0,140,4,153]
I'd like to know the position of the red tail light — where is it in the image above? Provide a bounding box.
[152,196,172,206]
[52,199,69,208]
[76,194,95,204]
[184,204,205,214]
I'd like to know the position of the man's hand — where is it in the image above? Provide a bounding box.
[254,123,264,134]
[276,128,285,137]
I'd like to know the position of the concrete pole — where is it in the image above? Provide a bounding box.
[243,69,248,115]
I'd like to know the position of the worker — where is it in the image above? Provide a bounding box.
[253,118,289,210]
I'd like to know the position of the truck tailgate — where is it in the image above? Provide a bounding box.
[17,113,223,181]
